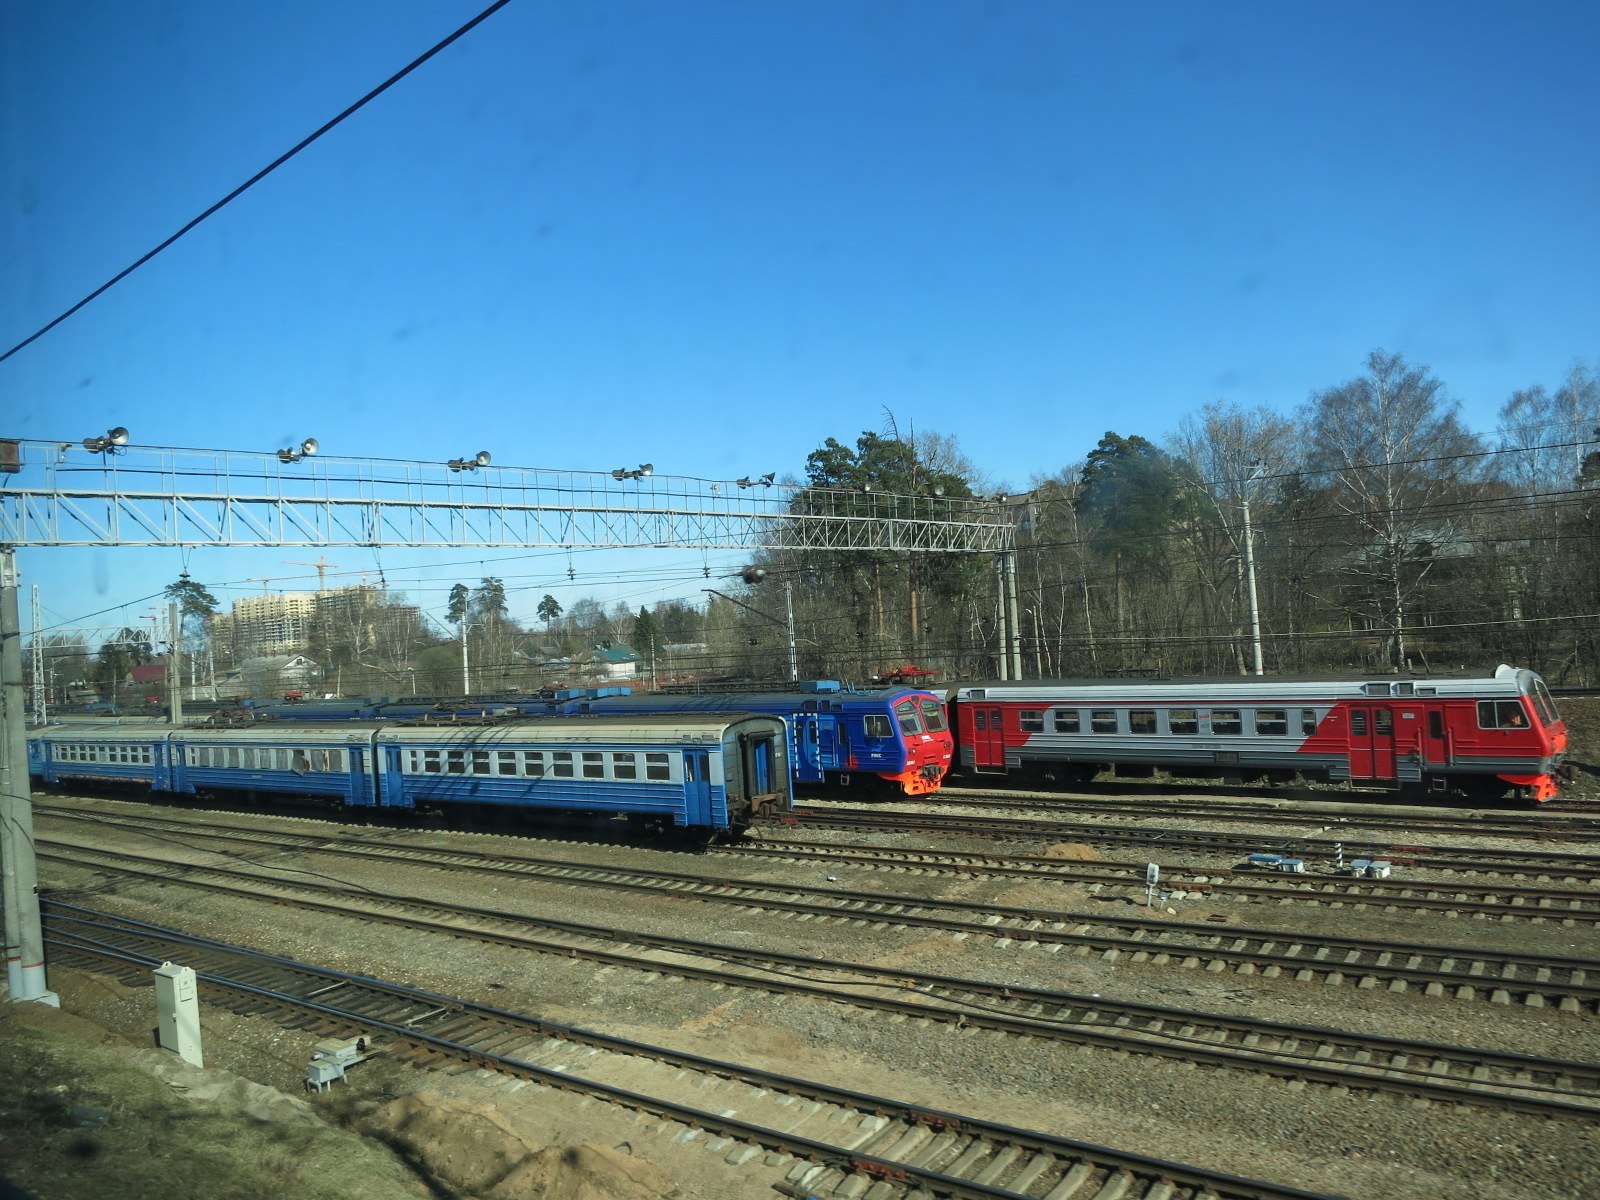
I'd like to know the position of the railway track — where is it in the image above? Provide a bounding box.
[42,799,1600,924]
[789,806,1600,881]
[40,836,1600,1122]
[930,788,1600,841]
[723,838,1600,924]
[42,901,1344,1200]
[35,809,1600,1011]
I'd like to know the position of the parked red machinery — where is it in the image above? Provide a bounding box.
[948,664,1568,802]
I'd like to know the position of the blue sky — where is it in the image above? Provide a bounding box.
[4,1,1597,640]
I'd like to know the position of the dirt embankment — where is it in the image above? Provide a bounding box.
[1559,697,1600,796]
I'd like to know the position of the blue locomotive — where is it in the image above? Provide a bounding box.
[28,712,790,835]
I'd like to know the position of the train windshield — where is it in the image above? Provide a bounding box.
[1530,679,1561,726]
[918,697,948,733]
[894,699,924,735]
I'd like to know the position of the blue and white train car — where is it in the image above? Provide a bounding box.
[172,723,377,806]
[30,724,174,791]
[373,713,788,832]
[29,712,791,836]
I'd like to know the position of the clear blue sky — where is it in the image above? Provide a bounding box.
[4,1,1597,640]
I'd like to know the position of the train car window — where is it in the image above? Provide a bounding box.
[1169,709,1198,735]
[864,714,893,739]
[1210,709,1242,735]
[895,699,923,735]
[496,752,518,776]
[1129,710,1156,734]
[974,710,988,732]
[471,750,493,775]
[1020,710,1044,733]
[1531,680,1559,725]
[1054,709,1080,733]
[1478,700,1528,729]
[645,752,671,780]
[1301,709,1318,734]
[919,698,948,732]
[1375,710,1393,735]
[312,750,330,772]
[289,750,307,774]
[445,750,466,775]
[612,752,638,779]
[552,751,574,778]
[1091,710,1118,733]
[1351,711,1367,735]
[582,752,605,778]
[229,748,243,769]
[521,751,546,777]
[1429,711,1444,738]
[423,749,441,773]
[1254,709,1288,736]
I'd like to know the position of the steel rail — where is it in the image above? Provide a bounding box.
[931,788,1600,840]
[38,840,1600,1119]
[41,901,1342,1200]
[788,807,1600,880]
[723,839,1600,923]
[37,818,1600,1010]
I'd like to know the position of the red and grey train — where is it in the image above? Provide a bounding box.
[949,664,1568,802]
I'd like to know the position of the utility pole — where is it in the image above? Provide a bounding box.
[705,579,798,682]
[168,600,184,724]
[1,547,58,1005]
[1241,462,1267,676]
[460,621,470,696]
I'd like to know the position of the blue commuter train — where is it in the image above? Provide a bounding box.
[27,712,791,836]
[541,683,955,796]
[221,683,955,797]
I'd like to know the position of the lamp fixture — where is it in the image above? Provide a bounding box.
[82,426,129,454]
[612,463,653,481]
[736,472,775,489]
[277,437,319,463]
[448,451,492,472]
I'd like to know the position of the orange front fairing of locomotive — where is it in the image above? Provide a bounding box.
[886,694,954,794]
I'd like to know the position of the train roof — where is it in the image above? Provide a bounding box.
[567,687,935,712]
[34,712,788,746]
[952,664,1542,703]
[374,712,786,745]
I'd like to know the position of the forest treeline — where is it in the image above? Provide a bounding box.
[749,349,1600,687]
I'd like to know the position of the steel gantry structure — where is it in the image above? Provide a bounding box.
[0,439,1015,553]
[1,434,1024,1006]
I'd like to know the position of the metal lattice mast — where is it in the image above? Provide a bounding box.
[29,585,43,724]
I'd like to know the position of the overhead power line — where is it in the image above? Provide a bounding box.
[0,0,514,365]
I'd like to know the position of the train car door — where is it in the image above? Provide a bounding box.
[684,749,712,824]
[793,715,826,783]
[742,733,775,796]
[968,704,1007,771]
[815,715,839,771]
[1348,705,1397,783]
